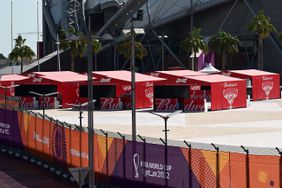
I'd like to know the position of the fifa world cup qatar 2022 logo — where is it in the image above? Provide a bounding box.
[262,81,273,100]
[133,153,172,180]
[223,88,238,109]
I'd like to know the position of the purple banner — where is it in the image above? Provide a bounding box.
[110,141,200,188]
[0,109,22,148]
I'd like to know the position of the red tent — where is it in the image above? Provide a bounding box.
[229,69,280,101]
[185,74,247,111]
[150,70,206,111]
[92,70,164,110]
[18,71,89,108]
[0,74,29,96]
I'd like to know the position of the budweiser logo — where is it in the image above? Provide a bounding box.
[190,91,211,101]
[145,87,153,103]
[262,76,273,81]
[122,85,131,92]
[155,98,178,111]
[262,81,273,100]
[76,83,79,97]
[183,99,205,112]
[20,97,35,109]
[100,78,111,83]
[32,77,43,83]
[223,88,238,109]
[150,72,160,77]
[190,85,201,91]
[224,82,237,88]
[145,82,153,87]
[39,97,55,108]
[28,73,36,78]
[175,78,187,84]
[100,98,122,110]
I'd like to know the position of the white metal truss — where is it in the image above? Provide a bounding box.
[67,0,81,30]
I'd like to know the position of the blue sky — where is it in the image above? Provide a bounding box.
[0,0,42,58]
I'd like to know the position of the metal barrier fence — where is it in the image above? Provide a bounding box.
[0,97,281,188]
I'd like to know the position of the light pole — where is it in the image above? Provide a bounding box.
[0,85,19,108]
[29,91,59,118]
[11,0,14,74]
[56,33,61,71]
[158,34,168,71]
[150,110,182,187]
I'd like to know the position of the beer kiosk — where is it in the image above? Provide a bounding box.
[84,70,164,110]
[229,69,280,101]
[16,71,89,109]
[184,74,247,111]
[151,70,206,111]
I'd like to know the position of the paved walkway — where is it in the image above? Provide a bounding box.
[38,99,282,148]
[0,153,75,188]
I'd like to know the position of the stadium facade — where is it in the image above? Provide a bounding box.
[38,0,282,76]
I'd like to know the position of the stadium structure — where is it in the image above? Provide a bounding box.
[34,0,282,77]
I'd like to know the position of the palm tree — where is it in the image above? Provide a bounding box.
[278,32,282,42]
[248,11,276,70]
[117,39,147,60]
[181,28,208,70]
[209,31,239,71]
[9,35,35,74]
[59,28,87,72]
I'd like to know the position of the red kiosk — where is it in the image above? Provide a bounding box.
[89,70,164,110]
[17,71,89,108]
[185,74,247,111]
[229,69,280,101]
[151,70,206,111]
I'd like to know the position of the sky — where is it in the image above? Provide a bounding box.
[0,0,42,58]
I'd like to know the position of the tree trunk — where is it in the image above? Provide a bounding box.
[193,52,197,71]
[71,55,75,72]
[20,57,23,74]
[257,35,263,70]
[222,51,227,71]
[94,53,97,71]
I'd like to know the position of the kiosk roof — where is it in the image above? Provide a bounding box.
[185,74,243,84]
[94,70,164,82]
[0,74,29,82]
[229,69,278,76]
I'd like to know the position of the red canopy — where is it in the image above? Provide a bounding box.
[0,74,29,83]
[93,70,164,83]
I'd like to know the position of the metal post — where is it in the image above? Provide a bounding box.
[241,145,249,188]
[87,18,95,188]
[56,34,61,71]
[160,137,168,188]
[184,141,192,188]
[101,129,109,176]
[4,88,7,109]
[42,94,45,118]
[161,39,164,71]
[275,147,282,187]
[37,0,40,72]
[131,19,136,142]
[79,104,83,169]
[11,0,14,74]
[211,143,220,188]
[190,0,193,31]
[138,135,146,183]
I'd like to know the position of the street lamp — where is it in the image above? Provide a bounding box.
[158,34,168,71]
[29,91,59,118]
[122,9,144,142]
[150,110,182,187]
[0,84,19,108]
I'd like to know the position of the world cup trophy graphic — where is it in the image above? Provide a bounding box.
[223,88,238,109]
[262,81,273,100]
[133,153,140,179]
